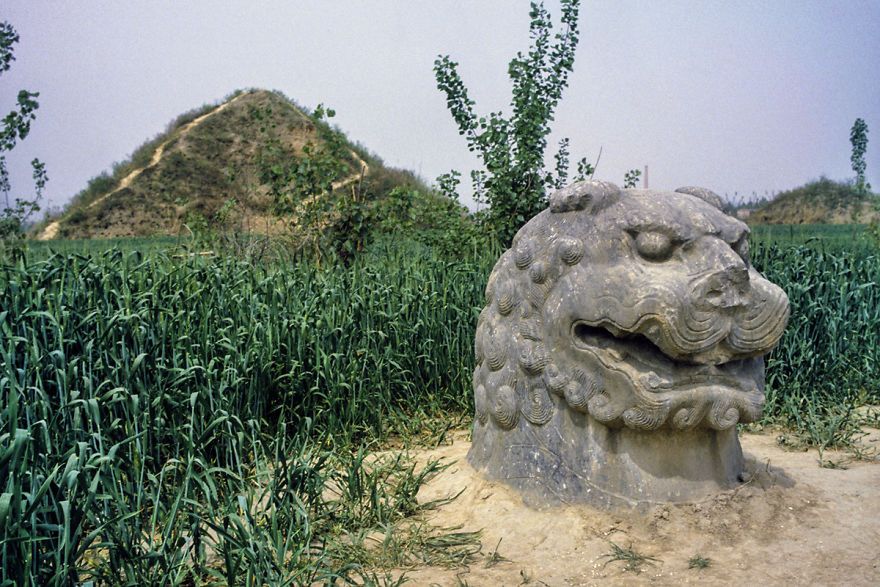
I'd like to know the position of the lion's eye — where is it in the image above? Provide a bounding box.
[634,231,673,260]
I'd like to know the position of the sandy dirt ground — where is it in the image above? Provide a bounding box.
[401,428,880,586]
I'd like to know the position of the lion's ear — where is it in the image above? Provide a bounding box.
[675,186,725,211]
[550,180,621,214]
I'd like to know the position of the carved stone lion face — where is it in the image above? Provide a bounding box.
[469,181,790,506]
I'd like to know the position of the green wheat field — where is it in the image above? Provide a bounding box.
[1,227,878,584]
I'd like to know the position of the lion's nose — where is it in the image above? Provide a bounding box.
[693,246,751,309]
[703,268,749,308]
[722,264,750,287]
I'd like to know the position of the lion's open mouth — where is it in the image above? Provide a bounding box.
[571,321,760,394]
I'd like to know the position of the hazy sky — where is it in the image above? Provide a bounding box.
[2,0,879,212]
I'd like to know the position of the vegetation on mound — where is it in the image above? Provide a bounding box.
[56,91,245,216]
[34,88,470,260]
[749,177,879,225]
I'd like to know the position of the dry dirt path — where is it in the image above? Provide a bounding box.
[295,149,369,213]
[36,93,249,241]
[401,429,880,586]
[332,152,369,191]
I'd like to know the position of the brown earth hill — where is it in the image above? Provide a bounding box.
[36,89,427,240]
[748,177,880,225]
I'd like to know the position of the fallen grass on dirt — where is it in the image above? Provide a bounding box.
[601,542,660,574]
[688,554,712,570]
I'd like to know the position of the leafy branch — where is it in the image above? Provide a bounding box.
[0,21,46,241]
[434,0,583,246]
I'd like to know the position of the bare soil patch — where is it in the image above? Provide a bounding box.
[401,429,880,586]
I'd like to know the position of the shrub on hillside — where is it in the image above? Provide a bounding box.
[773,177,874,209]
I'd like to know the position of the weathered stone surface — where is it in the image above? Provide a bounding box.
[469,181,790,508]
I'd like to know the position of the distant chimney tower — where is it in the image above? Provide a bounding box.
[644,165,649,189]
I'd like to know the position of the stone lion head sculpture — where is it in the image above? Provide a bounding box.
[468,181,789,507]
